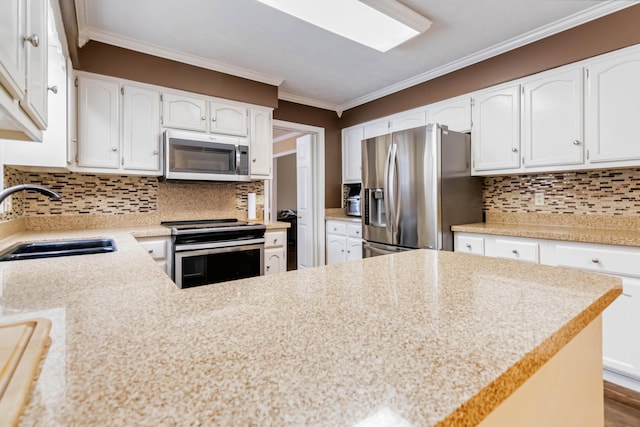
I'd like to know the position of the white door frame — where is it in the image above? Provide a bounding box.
[272,119,326,267]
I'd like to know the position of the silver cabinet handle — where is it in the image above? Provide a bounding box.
[266,265,270,270]
[511,147,518,152]
[211,117,217,122]
[512,249,519,254]
[201,115,206,120]
[48,85,58,94]
[153,150,158,155]
[148,249,153,254]
[274,238,278,243]
[111,147,118,152]
[573,140,581,145]
[23,34,39,47]
[592,257,600,263]
[465,243,471,248]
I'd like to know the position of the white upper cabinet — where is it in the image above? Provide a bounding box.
[21,0,47,129]
[77,74,120,169]
[390,108,426,133]
[161,93,207,132]
[249,107,273,178]
[0,0,26,99]
[122,84,161,171]
[522,67,584,168]
[342,126,363,184]
[427,96,471,132]
[209,101,247,136]
[76,73,161,174]
[471,84,521,172]
[363,118,388,139]
[0,0,48,140]
[586,45,640,164]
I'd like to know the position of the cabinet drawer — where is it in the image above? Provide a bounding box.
[346,223,362,238]
[556,244,640,277]
[455,235,485,255]
[326,221,347,235]
[490,239,539,263]
[265,231,286,248]
[138,239,168,260]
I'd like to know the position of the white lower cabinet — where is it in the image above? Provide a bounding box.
[136,236,171,276]
[326,220,362,265]
[264,230,286,275]
[454,231,640,384]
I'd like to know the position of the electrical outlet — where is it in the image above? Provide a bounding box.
[534,192,545,206]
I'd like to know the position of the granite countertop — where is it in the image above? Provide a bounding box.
[0,226,621,426]
[452,222,640,247]
[325,208,362,223]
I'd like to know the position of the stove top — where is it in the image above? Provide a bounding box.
[161,219,266,235]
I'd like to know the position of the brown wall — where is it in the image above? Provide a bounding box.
[273,101,341,208]
[340,4,640,127]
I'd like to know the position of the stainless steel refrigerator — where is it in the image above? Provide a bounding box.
[362,123,482,257]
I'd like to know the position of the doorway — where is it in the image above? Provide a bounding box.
[269,120,325,269]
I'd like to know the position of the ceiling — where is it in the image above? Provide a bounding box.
[74,0,637,115]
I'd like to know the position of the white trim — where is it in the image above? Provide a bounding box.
[273,148,296,158]
[337,0,638,113]
[603,369,640,393]
[78,27,284,86]
[278,91,340,115]
[273,131,302,143]
[273,119,326,267]
[74,0,89,47]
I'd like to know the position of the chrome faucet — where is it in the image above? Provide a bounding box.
[0,184,61,206]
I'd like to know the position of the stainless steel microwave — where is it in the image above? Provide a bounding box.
[163,130,250,182]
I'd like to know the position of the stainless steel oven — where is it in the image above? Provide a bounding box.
[162,219,266,289]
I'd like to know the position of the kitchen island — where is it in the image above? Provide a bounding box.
[0,228,621,426]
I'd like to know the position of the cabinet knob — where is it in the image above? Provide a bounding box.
[201,115,206,121]
[465,243,471,248]
[274,238,278,243]
[266,265,270,270]
[211,117,217,122]
[111,147,118,152]
[23,34,39,47]
[252,158,257,162]
[512,249,519,254]
[591,257,600,264]
[47,85,58,94]
[153,150,158,155]
[148,249,154,254]
[341,249,345,253]
[573,140,581,146]
[511,147,518,153]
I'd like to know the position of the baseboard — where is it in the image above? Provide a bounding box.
[604,369,640,393]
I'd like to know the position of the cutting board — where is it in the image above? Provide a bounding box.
[0,318,51,427]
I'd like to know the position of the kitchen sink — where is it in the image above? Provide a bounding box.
[0,238,117,261]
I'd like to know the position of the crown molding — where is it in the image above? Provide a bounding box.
[74,0,90,47]
[337,0,638,113]
[278,91,342,116]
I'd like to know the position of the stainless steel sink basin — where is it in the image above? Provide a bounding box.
[0,238,117,261]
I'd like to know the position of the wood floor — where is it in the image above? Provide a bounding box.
[605,381,640,426]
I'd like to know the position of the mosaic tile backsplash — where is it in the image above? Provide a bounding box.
[2,167,264,222]
[483,168,640,216]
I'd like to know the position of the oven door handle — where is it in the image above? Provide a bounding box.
[175,238,265,252]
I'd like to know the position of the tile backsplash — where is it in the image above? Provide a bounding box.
[483,168,640,216]
[2,167,264,223]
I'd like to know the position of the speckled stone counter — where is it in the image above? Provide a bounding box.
[0,229,621,426]
[452,222,640,247]
[325,208,362,222]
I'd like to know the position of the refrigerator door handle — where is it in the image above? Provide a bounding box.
[387,143,398,233]
[383,143,394,233]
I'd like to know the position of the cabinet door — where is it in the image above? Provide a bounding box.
[586,48,640,163]
[210,101,247,136]
[21,0,47,129]
[326,234,346,265]
[471,85,520,172]
[522,67,583,168]
[602,277,640,377]
[342,126,363,183]
[265,247,285,275]
[77,75,120,169]
[249,108,273,178]
[0,0,26,99]
[363,119,389,139]
[122,84,161,172]
[161,93,207,131]
[390,108,426,133]
[427,97,471,132]
[346,237,362,261]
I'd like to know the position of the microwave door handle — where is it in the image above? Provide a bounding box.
[235,145,241,175]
